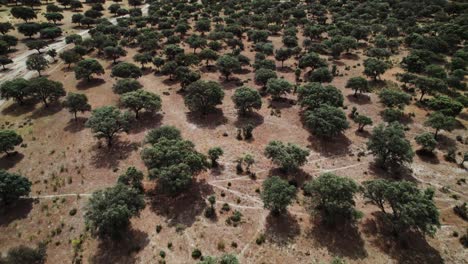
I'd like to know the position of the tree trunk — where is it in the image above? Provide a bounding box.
[419,91,425,101]
[434,129,439,139]
[74,112,77,120]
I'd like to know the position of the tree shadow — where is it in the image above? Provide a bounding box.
[346,94,371,105]
[161,78,178,86]
[267,168,311,188]
[141,68,153,76]
[332,60,346,66]
[307,217,367,260]
[147,179,213,228]
[264,212,301,246]
[367,162,415,182]
[63,117,87,133]
[341,53,360,60]
[76,78,106,90]
[90,139,138,169]
[210,164,225,176]
[199,65,217,73]
[416,150,440,164]
[459,112,468,122]
[186,108,228,129]
[362,212,443,264]
[29,103,63,119]
[354,129,371,138]
[129,112,163,134]
[307,134,352,157]
[0,152,25,170]
[436,134,457,151]
[0,199,33,226]
[90,229,149,264]
[269,98,294,110]
[368,80,388,90]
[454,119,466,130]
[60,66,75,72]
[233,111,264,129]
[220,77,243,90]
[235,68,251,75]
[1,99,38,117]
[277,66,294,73]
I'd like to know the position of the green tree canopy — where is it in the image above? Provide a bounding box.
[427,95,463,117]
[112,78,143,94]
[363,58,389,81]
[11,7,37,22]
[367,122,414,169]
[74,59,105,81]
[378,89,411,109]
[265,78,292,100]
[85,183,145,238]
[111,62,142,78]
[26,54,48,76]
[184,80,224,114]
[345,77,369,96]
[232,86,262,115]
[261,176,296,214]
[18,23,41,38]
[103,45,127,64]
[298,83,344,110]
[59,50,80,69]
[304,104,349,137]
[309,67,333,83]
[28,77,65,107]
[363,179,440,237]
[216,55,241,81]
[275,48,292,68]
[208,147,223,167]
[424,112,456,139]
[199,48,219,66]
[0,130,23,155]
[0,243,46,264]
[62,92,91,120]
[298,52,326,71]
[117,167,144,193]
[415,132,437,153]
[0,78,31,104]
[264,140,310,172]
[120,90,162,118]
[254,68,277,87]
[145,125,182,145]
[0,169,31,205]
[304,173,360,225]
[85,106,133,146]
[413,76,447,101]
[141,137,207,194]
[354,115,373,132]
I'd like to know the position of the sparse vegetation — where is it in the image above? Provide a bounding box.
[0,0,465,262]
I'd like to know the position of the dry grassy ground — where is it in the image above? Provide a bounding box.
[0,3,467,264]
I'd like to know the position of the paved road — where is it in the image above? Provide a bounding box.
[0,4,149,107]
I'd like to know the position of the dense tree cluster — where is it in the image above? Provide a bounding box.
[2,0,464,256]
[141,126,208,194]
